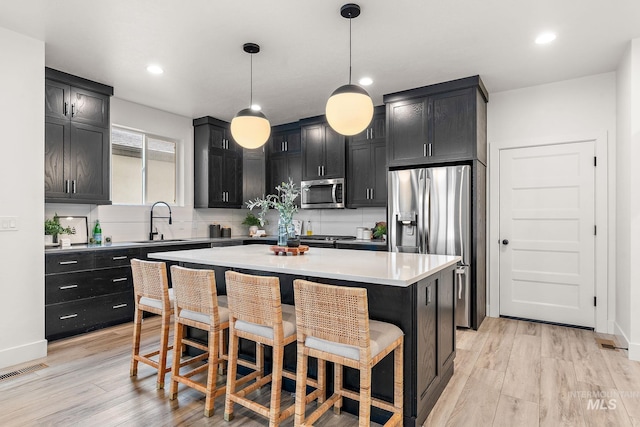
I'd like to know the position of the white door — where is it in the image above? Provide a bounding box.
[499,141,595,327]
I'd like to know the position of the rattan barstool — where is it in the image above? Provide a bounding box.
[129,258,174,389]
[223,271,322,427]
[293,279,404,427]
[168,265,230,417]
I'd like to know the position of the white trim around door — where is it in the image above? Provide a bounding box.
[488,132,610,333]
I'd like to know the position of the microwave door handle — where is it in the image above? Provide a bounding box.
[331,184,338,204]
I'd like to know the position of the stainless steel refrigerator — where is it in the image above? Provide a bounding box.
[388,166,471,327]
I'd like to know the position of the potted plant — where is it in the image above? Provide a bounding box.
[44,213,72,244]
[373,221,387,240]
[242,212,263,237]
[246,178,300,246]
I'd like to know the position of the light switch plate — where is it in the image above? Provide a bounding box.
[0,216,18,231]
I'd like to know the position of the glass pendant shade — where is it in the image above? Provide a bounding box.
[325,83,374,136]
[230,108,271,149]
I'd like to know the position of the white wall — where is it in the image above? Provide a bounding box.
[487,72,617,334]
[0,27,46,369]
[615,39,640,360]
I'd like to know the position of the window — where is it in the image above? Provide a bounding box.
[111,127,176,205]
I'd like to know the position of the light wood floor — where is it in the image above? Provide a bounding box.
[1,317,639,426]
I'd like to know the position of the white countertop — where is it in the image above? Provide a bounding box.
[149,245,460,287]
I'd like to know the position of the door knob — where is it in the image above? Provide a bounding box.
[502,239,509,245]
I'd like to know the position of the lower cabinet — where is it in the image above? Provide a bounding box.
[44,242,217,341]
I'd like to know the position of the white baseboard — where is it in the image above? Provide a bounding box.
[629,342,640,361]
[0,340,47,371]
[613,322,640,361]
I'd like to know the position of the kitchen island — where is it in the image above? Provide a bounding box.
[150,245,460,427]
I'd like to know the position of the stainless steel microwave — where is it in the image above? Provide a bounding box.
[300,178,345,209]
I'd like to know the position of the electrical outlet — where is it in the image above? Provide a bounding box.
[0,216,18,231]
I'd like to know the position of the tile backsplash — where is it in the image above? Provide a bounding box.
[45,204,386,242]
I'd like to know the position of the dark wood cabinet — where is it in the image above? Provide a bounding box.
[385,75,488,168]
[347,108,386,207]
[243,147,266,202]
[266,123,302,194]
[300,118,345,181]
[45,68,113,204]
[415,267,456,424]
[193,116,243,208]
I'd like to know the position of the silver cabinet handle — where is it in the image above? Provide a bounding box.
[63,101,68,116]
[322,166,325,176]
[112,256,127,260]
[59,284,78,290]
[423,143,427,157]
[366,129,370,139]
[366,188,370,199]
[60,313,77,320]
[59,260,78,265]
[65,180,70,193]
[72,180,77,193]
[281,141,284,152]
[317,166,321,176]
[112,303,128,309]
[370,128,374,139]
[370,188,374,199]
[71,104,75,117]
[427,143,433,156]
[112,277,128,283]
[285,140,288,151]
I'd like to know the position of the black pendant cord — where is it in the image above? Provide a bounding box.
[348,16,352,85]
[250,53,253,107]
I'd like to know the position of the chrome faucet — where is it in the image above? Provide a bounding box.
[149,201,172,240]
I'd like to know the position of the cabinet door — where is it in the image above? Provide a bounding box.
[70,87,109,128]
[45,80,70,120]
[322,124,345,179]
[287,152,302,191]
[387,98,428,166]
[371,140,387,206]
[208,150,224,205]
[371,113,386,140]
[224,152,242,206]
[69,123,110,202]
[301,124,324,180]
[430,89,474,162]
[416,276,438,409]
[45,117,71,199]
[243,148,265,202]
[438,267,456,371]
[347,142,372,206]
[269,132,285,154]
[268,154,288,195]
[284,130,301,153]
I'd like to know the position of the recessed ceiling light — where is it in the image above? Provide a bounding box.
[146,65,164,75]
[250,104,261,111]
[535,32,556,45]
[359,77,373,86]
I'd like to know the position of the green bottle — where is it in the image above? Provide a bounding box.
[93,219,102,245]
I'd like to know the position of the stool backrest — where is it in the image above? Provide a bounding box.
[131,259,171,308]
[225,271,283,331]
[293,279,370,351]
[170,266,219,321]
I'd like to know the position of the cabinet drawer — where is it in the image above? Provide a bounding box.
[95,248,140,268]
[46,252,94,274]
[94,266,133,295]
[45,291,134,341]
[46,270,101,304]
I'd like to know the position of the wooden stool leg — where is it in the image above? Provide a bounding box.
[169,322,183,400]
[218,328,227,375]
[256,342,264,385]
[294,344,309,426]
[317,359,326,404]
[204,327,219,417]
[156,310,171,389]
[334,363,343,415]
[394,343,403,414]
[224,330,239,421]
[268,343,284,427]
[129,307,143,376]
[358,365,372,427]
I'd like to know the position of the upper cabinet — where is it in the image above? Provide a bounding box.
[384,75,488,168]
[193,116,243,208]
[243,146,266,203]
[266,123,302,195]
[347,107,387,207]
[300,117,345,181]
[45,68,113,204]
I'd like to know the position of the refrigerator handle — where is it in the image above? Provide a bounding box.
[423,173,430,254]
[418,171,426,253]
[455,266,465,299]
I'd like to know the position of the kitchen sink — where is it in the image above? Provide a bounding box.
[133,239,189,244]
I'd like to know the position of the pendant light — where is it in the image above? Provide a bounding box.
[325,3,374,136]
[230,43,271,149]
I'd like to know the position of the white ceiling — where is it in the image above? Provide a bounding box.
[1,0,639,125]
